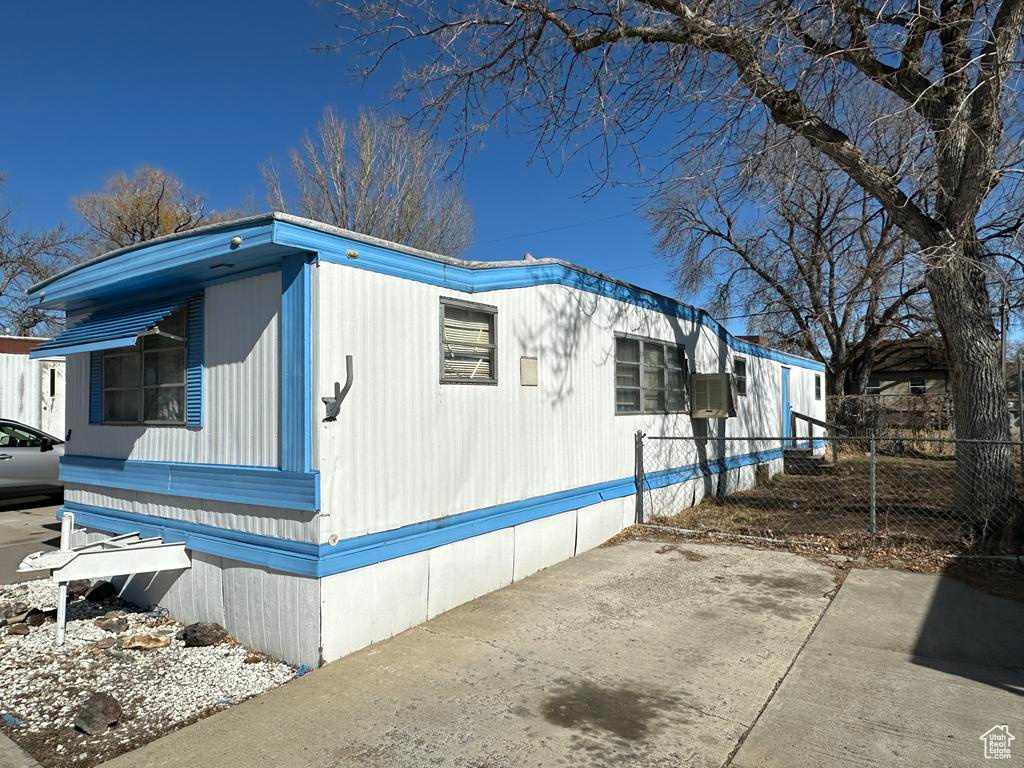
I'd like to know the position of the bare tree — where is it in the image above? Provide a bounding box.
[336,0,1024,541]
[262,108,473,255]
[74,167,244,254]
[0,175,80,336]
[651,128,932,398]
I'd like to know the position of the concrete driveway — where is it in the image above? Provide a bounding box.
[0,497,61,583]
[733,568,1024,768]
[102,540,837,768]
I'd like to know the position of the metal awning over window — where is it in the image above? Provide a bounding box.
[30,297,187,358]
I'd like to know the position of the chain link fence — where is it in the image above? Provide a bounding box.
[636,432,1023,554]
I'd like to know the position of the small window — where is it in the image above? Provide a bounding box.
[909,376,926,396]
[814,374,822,401]
[734,358,747,396]
[615,335,688,414]
[441,299,497,384]
[865,377,881,396]
[102,308,187,425]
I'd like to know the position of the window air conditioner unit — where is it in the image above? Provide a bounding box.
[690,373,736,419]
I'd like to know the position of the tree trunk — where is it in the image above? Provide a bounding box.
[926,246,1019,546]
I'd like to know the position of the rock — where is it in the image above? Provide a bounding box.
[74,692,121,735]
[67,579,92,599]
[121,633,171,650]
[177,622,229,648]
[825,554,852,564]
[94,617,129,634]
[6,624,29,636]
[85,581,117,602]
[94,637,116,650]
[25,609,56,627]
[3,602,30,625]
[4,602,28,618]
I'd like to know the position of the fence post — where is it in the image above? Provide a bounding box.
[868,436,877,535]
[1017,349,1023,485]
[634,430,646,524]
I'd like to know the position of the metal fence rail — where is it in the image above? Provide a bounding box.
[636,432,1023,553]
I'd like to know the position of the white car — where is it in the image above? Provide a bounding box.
[0,419,64,499]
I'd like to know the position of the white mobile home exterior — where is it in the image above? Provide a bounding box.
[28,213,825,666]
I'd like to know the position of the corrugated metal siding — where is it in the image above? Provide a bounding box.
[0,353,65,434]
[63,484,319,543]
[317,263,825,541]
[64,272,280,466]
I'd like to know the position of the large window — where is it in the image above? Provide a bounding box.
[815,374,822,401]
[102,308,187,424]
[865,377,881,396]
[909,376,927,396]
[615,335,688,414]
[441,298,497,384]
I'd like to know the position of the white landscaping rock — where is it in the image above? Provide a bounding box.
[0,580,296,767]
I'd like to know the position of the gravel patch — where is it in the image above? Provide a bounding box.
[0,579,297,767]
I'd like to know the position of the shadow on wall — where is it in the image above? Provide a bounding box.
[69,286,277,460]
[911,568,1024,697]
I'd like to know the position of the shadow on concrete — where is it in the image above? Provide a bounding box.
[911,567,1024,697]
[0,493,61,513]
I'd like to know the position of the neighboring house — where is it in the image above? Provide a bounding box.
[862,337,948,397]
[0,335,65,437]
[27,212,825,667]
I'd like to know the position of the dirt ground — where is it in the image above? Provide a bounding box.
[650,451,1021,550]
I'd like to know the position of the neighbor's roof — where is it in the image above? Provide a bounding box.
[0,336,49,355]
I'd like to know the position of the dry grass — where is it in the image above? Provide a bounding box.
[652,453,971,545]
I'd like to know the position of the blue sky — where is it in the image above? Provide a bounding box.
[1,0,686,317]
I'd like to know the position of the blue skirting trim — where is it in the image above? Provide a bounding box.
[60,455,320,512]
[65,446,791,577]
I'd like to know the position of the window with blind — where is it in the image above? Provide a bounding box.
[440,298,497,384]
[102,307,187,424]
[615,335,688,414]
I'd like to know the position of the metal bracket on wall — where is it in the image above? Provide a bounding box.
[322,355,354,422]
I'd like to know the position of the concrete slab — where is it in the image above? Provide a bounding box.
[101,540,835,768]
[0,500,61,584]
[732,568,1024,768]
[0,731,42,768]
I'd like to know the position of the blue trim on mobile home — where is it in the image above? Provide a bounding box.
[63,444,806,577]
[60,455,320,511]
[280,252,313,472]
[88,352,102,424]
[185,294,204,427]
[28,214,825,373]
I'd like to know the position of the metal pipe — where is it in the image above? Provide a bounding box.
[868,437,877,535]
[55,512,73,646]
[634,430,645,524]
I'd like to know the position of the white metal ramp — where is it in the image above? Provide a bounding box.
[17,512,191,644]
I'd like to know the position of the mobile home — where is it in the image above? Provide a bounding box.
[0,335,65,437]
[27,213,824,666]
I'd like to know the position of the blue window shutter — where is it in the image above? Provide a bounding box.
[89,352,103,424]
[186,294,204,427]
